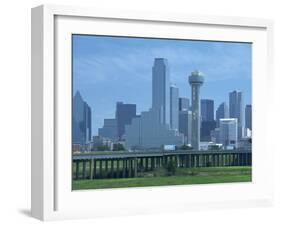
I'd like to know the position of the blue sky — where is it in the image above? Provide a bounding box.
[73,35,252,135]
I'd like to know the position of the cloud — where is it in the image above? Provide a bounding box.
[74,38,251,89]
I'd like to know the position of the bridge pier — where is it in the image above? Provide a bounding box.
[140,158,143,170]
[127,159,131,177]
[248,153,252,165]
[152,157,155,170]
[89,159,93,180]
[204,155,207,167]
[93,159,96,179]
[145,157,148,171]
[75,160,79,179]
[99,160,102,178]
[134,158,138,177]
[240,153,243,166]
[226,154,229,166]
[110,159,114,178]
[82,160,86,179]
[105,160,108,177]
[116,159,119,178]
[121,159,124,178]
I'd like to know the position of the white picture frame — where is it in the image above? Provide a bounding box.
[31,4,274,221]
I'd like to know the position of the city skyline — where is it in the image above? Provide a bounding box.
[73,35,252,135]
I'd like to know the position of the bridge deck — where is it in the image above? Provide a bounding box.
[73,149,251,160]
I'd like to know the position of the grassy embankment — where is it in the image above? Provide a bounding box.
[72,166,251,190]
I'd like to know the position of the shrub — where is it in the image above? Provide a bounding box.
[164,159,177,175]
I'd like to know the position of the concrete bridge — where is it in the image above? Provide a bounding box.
[72,149,252,180]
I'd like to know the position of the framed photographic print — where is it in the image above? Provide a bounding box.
[31,4,274,221]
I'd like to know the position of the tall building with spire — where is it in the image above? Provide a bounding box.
[189,70,204,150]
[152,58,170,126]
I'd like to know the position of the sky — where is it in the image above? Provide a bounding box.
[72,35,252,135]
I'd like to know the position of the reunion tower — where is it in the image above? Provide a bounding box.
[189,70,204,150]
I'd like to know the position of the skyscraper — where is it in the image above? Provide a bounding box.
[219,118,238,149]
[245,104,252,130]
[72,91,92,144]
[201,121,216,141]
[201,99,214,122]
[216,102,229,127]
[200,99,215,141]
[189,70,204,150]
[85,104,92,143]
[229,90,243,139]
[179,97,189,111]
[115,102,136,140]
[98,118,118,141]
[179,110,192,144]
[170,85,179,130]
[152,58,170,126]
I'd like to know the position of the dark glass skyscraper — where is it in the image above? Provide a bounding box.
[245,104,252,130]
[179,97,189,111]
[201,99,214,122]
[72,91,92,144]
[200,99,215,141]
[116,102,136,140]
[179,110,192,144]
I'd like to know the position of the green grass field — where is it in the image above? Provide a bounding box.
[72,166,251,190]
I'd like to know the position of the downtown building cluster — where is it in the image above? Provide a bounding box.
[73,58,252,152]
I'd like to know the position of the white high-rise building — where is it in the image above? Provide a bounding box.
[170,84,179,130]
[152,58,170,126]
[219,118,238,149]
